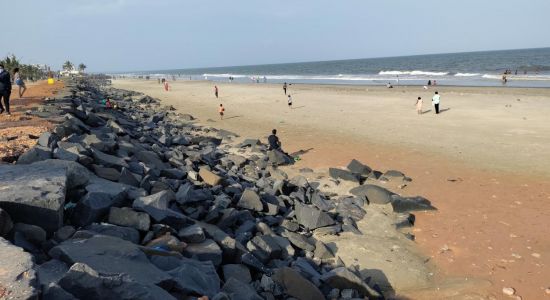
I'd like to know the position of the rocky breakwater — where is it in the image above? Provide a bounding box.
[0,78,435,299]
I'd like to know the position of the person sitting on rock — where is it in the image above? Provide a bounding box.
[268,129,282,151]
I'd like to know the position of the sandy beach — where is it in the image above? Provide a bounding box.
[114,79,550,299]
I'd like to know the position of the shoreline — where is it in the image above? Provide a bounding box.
[113,79,550,299]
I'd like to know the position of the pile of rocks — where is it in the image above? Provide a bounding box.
[0,79,435,299]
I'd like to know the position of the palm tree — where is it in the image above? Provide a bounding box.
[78,63,87,73]
[63,61,74,71]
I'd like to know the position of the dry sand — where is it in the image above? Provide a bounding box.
[0,80,64,162]
[114,79,550,299]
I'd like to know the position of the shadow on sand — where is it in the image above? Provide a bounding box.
[421,109,432,114]
[439,108,451,113]
[290,148,314,157]
[224,115,242,120]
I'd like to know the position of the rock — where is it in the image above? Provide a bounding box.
[383,170,405,179]
[91,148,129,170]
[251,235,283,260]
[92,164,121,181]
[282,231,316,252]
[0,161,72,234]
[237,189,264,212]
[502,287,515,296]
[268,150,293,166]
[85,223,140,244]
[222,264,252,284]
[42,283,78,300]
[134,151,166,170]
[167,257,221,298]
[132,190,185,223]
[82,133,116,152]
[36,259,69,288]
[314,240,334,259]
[294,202,336,230]
[0,208,13,237]
[14,223,47,244]
[346,159,372,175]
[199,167,223,186]
[182,239,223,266]
[222,278,263,300]
[58,263,175,300]
[320,267,381,299]
[178,224,205,243]
[53,147,79,161]
[38,132,60,149]
[391,196,436,212]
[0,237,38,299]
[175,183,214,204]
[329,167,360,183]
[49,235,172,288]
[272,267,325,300]
[349,184,394,204]
[119,167,140,187]
[16,145,52,164]
[108,207,150,231]
[54,226,76,242]
[71,191,124,227]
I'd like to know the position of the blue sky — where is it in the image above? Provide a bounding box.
[1,0,549,72]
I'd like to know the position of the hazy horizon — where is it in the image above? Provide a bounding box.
[116,46,550,74]
[2,0,549,72]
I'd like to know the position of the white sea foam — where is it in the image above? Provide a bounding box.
[454,73,480,77]
[379,70,449,76]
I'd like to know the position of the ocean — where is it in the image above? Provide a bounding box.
[123,47,550,87]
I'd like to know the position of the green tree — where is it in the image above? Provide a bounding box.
[63,60,74,71]
[78,63,87,73]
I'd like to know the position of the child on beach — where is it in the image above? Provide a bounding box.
[214,86,219,98]
[432,91,441,114]
[415,97,423,114]
[13,68,26,98]
[287,95,292,109]
[219,103,225,120]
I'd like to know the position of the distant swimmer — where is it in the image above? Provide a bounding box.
[428,80,432,86]
[287,94,293,109]
[219,103,225,120]
[502,75,507,84]
[433,80,437,86]
[214,85,219,98]
[432,91,441,114]
[263,76,267,83]
[283,82,287,95]
[416,96,423,115]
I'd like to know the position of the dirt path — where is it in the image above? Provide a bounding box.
[0,80,64,162]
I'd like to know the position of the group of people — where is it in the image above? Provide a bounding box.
[0,64,27,116]
[415,91,442,114]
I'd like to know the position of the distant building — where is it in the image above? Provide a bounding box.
[59,67,82,77]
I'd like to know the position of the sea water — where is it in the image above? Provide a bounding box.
[123,47,550,87]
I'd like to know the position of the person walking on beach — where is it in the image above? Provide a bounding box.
[432,91,441,114]
[283,82,287,95]
[13,68,26,98]
[287,94,293,109]
[218,103,225,120]
[214,85,219,98]
[163,80,170,91]
[0,64,12,115]
[415,97,423,114]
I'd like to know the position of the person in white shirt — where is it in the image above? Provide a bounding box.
[432,91,441,114]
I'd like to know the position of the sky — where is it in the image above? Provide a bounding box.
[1,0,549,72]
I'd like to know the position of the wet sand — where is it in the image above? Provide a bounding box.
[113,79,550,299]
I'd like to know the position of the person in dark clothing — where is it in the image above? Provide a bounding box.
[268,129,281,150]
[283,82,287,95]
[0,64,12,115]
